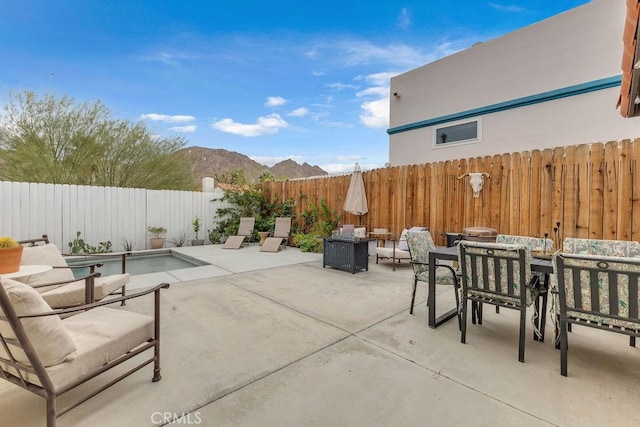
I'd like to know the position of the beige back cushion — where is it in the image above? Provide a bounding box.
[20,244,74,289]
[0,278,76,367]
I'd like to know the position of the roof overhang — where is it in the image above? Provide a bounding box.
[619,0,640,117]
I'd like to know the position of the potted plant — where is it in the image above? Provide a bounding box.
[147,226,167,249]
[191,216,204,246]
[255,216,274,246]
[0,237,23,274]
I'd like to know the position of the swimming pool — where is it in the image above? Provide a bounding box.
[67,251,209,277]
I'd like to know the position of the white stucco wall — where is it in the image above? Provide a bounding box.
[389,0,640,165]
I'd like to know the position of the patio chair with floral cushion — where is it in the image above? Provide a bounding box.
[554,237,640,347]
[0,277,169,426]
[553,252,640,376]
[17,236,129,309]
[495,234,554,335]
[458,241,541,362]
[406,230,460,329]
[375,226,427,271]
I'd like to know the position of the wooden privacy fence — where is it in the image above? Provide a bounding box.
[262,139,640,247]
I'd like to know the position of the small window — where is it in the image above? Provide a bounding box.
[434,120,480,147]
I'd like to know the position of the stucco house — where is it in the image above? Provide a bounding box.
[388,0,640,166]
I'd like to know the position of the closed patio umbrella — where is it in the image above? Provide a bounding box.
[343,163,368,224]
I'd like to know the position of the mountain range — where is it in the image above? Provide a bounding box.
[178,146,328,185]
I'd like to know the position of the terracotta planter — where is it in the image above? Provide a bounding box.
[0,246,24,274]
[257,231,270,246]
[149,238,165,249]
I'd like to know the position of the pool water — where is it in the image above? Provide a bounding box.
[68,252,207,277]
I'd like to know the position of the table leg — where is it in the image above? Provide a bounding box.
[428,252,458,328]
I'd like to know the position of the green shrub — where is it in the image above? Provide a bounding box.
[292,232,323,253]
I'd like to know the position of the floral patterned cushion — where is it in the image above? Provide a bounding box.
[496,234,554,252]
[553,253,640,331]
[562,238,640,258]
[458,241,534,306]
[406,231,456,286]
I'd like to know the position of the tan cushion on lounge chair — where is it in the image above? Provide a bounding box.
[260,237,283,252]
[40,273,130,308]
[21,244,75,291]
[223,235,246,249]
[0,279,76,367]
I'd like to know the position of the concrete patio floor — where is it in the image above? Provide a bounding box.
[1,244,639,426]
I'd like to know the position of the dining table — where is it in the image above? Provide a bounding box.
[427,246,553,339]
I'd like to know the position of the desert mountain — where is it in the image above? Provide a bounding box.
[178,146,328,185]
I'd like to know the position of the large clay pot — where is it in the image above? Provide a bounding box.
[149,238,165,249]
[0,246,24,274]
[257,232,269,246]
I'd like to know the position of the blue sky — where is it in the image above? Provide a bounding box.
[0,0,589,173]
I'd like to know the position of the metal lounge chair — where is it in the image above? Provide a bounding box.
[261,217,292,252]
[223,217,255,249]
[0,277,169,426]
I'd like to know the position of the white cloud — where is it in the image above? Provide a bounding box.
[140,114,195,123]
[288,107,309,117]
[488,3,528,13]
[312,71,325,76]
[326,82,358,91]
[322,162,380,174]
[169,125,197,133]
[359,97,389,129]
[397,8,411,29]
[212,113,288,137]
[266,96,287,107]
[354,72,394,129]
[336,155,363,162]
[138,51,197,66]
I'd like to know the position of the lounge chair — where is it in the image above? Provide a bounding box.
[375,226,427,271]
[223,217,255,249]
[261,217,292,252]
[17,235,129,309]
[0,277,168,426]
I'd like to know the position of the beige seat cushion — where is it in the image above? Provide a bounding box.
[40,273,130,308]
[375,246,412,260]
[20,244,74,292]
[17,306,154,388]
[0,278,76,367]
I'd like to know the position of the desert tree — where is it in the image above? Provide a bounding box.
[0,91,195,190]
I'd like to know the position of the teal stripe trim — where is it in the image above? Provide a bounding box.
[387,75,622,135]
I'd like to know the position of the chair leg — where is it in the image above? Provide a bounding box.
[409,277,417,314]
[518,306,526,363]
[495,306,500,313]
[452,279,461,331]
[477,302,483,325]
[461,298,468,344]
[630,337,636,347]
[560,318,569,376]
[46,395,56,427]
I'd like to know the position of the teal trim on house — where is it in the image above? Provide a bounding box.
[387,75,622,135]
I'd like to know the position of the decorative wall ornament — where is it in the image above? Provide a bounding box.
[457,172,491,198]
